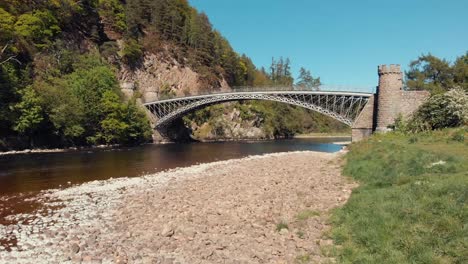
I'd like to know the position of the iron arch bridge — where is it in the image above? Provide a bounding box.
[143,87,373,129]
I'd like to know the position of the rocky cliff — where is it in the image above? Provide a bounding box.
[118,53,230,103]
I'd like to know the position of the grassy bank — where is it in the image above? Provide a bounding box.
[330,128,467,263]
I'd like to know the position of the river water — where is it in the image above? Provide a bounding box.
[0,138,347,195]
[0,138,346,229]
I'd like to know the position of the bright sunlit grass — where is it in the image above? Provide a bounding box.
[330,127,468,263]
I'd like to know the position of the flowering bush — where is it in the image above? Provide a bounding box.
[408,88,467,132]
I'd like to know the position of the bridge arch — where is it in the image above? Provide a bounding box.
[144,90,372,130]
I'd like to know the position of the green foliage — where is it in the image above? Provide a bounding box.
[0,8,15,41]
[11,85,43,135]
[269,57,294,86]
[453,52,468,91]
[406,53,468,94]
[35,78,85,142]
[98,0,126,32]
[14,10,60,49]
[408,88,468,132]
[121,38,143,66]
[95,91,152,145]
[331,130,468,263]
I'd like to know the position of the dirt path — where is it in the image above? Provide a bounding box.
[0,151,354,263]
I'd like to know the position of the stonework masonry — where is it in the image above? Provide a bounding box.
[375,64,429,132]
[351,96,375,141]
[351,64,430,141]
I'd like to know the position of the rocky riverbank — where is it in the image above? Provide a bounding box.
[0,151,355,263]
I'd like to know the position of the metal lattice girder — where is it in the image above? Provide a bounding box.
[143,90,373,128]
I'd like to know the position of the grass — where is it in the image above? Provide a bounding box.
[296,230,305,239]
[295,254,311,263]
[296,209,321,221]
[276,221,289,232]
[330,127,468,263]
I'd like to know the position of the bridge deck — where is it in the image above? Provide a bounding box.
[143,88,373,105]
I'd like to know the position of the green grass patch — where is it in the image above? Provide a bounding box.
[330,128,468,263]
[295,253,311,263]
[276,221,289,232]
[296,209,321,221]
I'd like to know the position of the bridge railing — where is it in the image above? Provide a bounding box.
[162,85,375,100]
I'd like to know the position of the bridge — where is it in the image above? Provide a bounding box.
[143,65,430,141]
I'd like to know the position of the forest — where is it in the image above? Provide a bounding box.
[0,0,338,149]
[1,0,466,149]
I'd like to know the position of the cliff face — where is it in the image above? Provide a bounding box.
[118,53,230,103]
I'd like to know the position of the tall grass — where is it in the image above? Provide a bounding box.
[331,128,468,263]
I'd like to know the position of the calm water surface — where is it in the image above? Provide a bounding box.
[0,138,346,195]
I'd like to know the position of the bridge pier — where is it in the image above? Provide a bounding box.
[351,65,430,141]
[373,65,430,133]
[351,95,375,142]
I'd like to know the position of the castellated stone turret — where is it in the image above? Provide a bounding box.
[375,64,403,132]
[374,64,430,132]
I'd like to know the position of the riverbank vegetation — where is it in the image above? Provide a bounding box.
[329,54,468,262]
[331,128,467,263]
[405,52,468,94]
[0,0,330,149]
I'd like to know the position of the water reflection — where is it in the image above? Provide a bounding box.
[0,138,347,195]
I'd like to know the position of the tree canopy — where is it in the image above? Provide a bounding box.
[405,53,468,94]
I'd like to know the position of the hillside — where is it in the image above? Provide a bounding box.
[0,0,348,150]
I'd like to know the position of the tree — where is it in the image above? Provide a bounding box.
[0,8,18,65]
[453,52,468,92]
[35,79,86,144]
[296,67,321,90]
[405,54,454,94]
[14,10,61,49]
[11,86,43,145]
[98,0,127,33]
[269,57,294,86]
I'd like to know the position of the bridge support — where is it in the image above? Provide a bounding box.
[374,65,430,133]
[351,65,430,141]
[351,95,375,142]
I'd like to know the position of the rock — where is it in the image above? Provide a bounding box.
[161,226,174,237]
[70,243,80,254]
[279,228,289,235]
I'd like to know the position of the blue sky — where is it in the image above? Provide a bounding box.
[189,0,468,89]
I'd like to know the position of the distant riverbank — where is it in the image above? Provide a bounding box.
[0,150,354,263]
[294,132,351,138]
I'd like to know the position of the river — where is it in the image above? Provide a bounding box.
[0,138,347,230]
[0,138,347,195]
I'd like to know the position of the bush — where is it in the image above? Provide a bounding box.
[121,38,143,66]
[409,88,468,132]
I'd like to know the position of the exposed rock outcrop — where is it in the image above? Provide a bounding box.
[118,53,230,103]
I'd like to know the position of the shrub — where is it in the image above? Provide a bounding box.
[409,88,468,132]
[121,38,143,66]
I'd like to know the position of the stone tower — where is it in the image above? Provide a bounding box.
[375,64,403,132]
